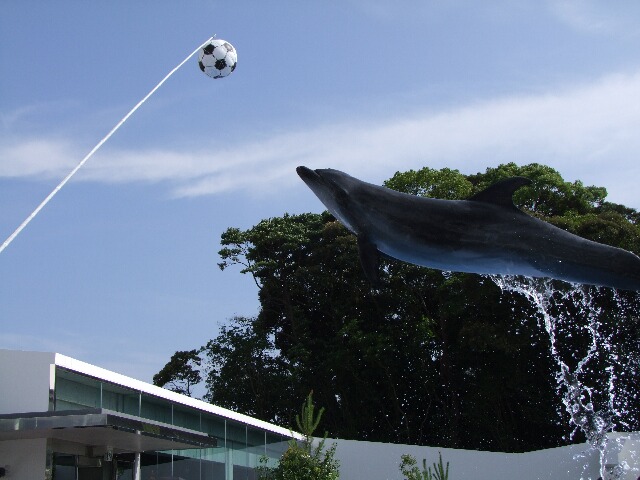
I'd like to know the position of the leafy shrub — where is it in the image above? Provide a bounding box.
[400,452,449,480]
[258,393,340,480]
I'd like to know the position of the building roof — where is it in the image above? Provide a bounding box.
[1,349,303,440]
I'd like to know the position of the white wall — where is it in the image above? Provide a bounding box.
[1,349,637,479]
[0,438,47,480]
[607,433,640,480]
[330,435,640,480]
[0,349,55,414]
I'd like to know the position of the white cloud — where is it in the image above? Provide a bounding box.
[0,139,78,178]
[3,70,640,207]
[549,0,640,36]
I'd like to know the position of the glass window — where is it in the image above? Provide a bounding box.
[227,421,251,474]
[155,452,173,479]
[246,427,266,472]
[139,452,159,480]
[247,428,265,450]
[233,464,258,480]
[201,414,225,440]
[113,453,134,480]
[54,367,141,415]
[55,369,101,411]
[173,404,200,431]
[201,454,226,480]
[265,432,289,463]
[52,368,293,479]
[52,453,76,480]
[173,453,200,480]
[226,421,246,447]
[101,382,139,416]
[140,393,172,424]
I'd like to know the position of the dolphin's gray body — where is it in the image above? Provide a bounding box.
[296,166,640,291]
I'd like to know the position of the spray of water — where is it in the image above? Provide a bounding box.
[491,275,638,479]
[0,36,214,255]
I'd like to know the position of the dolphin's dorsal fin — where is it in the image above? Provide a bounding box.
[468,177,532,208]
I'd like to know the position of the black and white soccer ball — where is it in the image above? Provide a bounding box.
[198,39,237,79]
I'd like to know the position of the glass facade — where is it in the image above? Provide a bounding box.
[52,367,291,480]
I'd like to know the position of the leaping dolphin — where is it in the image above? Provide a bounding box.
[296,166,640,291]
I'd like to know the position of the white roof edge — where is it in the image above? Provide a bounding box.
[52,352,303,440]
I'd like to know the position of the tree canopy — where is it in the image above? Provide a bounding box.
[152,349,202,397]
[155,162,640,452]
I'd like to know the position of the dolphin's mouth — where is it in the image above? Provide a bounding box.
[296,165,357,236]
[297,166,350,201]
[296,166,335,196]
[296,166,321,186]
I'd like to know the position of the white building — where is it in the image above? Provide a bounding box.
[1,349,638,480]
[0,349,298,479]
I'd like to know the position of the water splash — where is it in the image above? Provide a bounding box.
[490,275,638,479]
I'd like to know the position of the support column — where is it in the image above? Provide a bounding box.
[133,452,141,480]
[225,448,233,480]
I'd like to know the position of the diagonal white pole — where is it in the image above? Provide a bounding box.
[0,36,214,254]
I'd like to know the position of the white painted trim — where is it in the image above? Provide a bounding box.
[52,352,303,439]
[0,349,301,440]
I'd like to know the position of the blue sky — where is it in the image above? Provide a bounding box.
[3,1,640,384]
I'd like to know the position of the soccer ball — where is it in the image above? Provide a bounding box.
[198,39,237,79]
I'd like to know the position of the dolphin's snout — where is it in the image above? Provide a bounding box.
[296,166,316,180]
[296,166,323,188]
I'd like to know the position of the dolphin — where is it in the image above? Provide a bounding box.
[296,166,640,291]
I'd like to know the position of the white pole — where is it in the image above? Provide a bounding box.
[133,451,141,480]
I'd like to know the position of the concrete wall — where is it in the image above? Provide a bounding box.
[0,438,47,480]
[0,350,55,414]
[330,434,640,480]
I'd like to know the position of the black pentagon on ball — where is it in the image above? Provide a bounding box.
[215,59,227,70]
[198,61,206,72]
[203,44,215,55]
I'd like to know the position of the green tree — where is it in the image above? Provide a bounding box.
[152,349,202,397]
[202,316,293,422]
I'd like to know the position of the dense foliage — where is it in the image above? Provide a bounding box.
[155,163,640,452]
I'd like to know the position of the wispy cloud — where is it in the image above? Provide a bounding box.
[3,70,640,207]
[549,0,640,36]
[0,139,78,177]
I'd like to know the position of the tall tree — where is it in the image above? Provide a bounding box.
[153,349,203,397]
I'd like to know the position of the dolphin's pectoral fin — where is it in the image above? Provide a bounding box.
[357,236,381,287]
[469,177,532,209]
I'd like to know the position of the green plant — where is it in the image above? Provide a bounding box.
[400,452,449,480]
[258,392,340,480]
[296,389,325,448]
